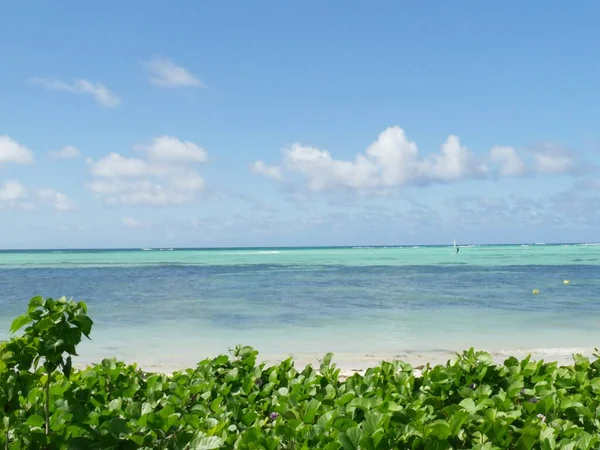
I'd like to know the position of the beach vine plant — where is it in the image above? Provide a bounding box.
[1,296,600,449]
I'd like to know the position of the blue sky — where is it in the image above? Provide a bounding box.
[1,1,600,248]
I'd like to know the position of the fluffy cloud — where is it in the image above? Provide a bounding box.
[0,181,26,204]
[144,57,204,88]
[0,136,34,165]
[253,127,586,192]
[29,78,120,107]
[50,145,80,159]
[122,217,142,228]
[87,136,208,206]
[489,146,526,176]
[90,153,161,178]
[529,143,578,174]
[251,161,285,181]
[137,136,208,162]
[37,189,74,211]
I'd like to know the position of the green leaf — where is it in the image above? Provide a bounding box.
[508,380,524,397]
[210,396,222,413]
[141,402,153,416]
[25,414,45,428]
[363,410,383,434]
[349,397,371,411]
[242,411,258,426]
[336,392,355,406]
[317,409,337,430]
[211,354,229,366]
[189,436,224,450]
[74,315,93,338]
[339,427,363,450]
[9,314,31,333]
[303,398,321,424]
[27,295,44,310]
[459,398,477,414]
[110,418,129,436]
[425,420,451,440]
[449,409,471,436]
[333,417,358,432]
[63,355,72,379]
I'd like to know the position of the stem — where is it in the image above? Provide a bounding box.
[45,373,50,436]
[5,427,8,450]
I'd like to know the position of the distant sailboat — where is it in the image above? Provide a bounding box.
[453,239,459,254]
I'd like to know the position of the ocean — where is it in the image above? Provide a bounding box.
[1,244,599,371]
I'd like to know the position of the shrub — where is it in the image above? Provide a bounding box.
[1,296,599,449]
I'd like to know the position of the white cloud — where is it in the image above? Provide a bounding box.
[90,153,158,178]
[489,146,526,176]
[29,78,121,107]
[253,126,587,192]
[0,136,34,165]
[169,172,205,191]
[256,127,487,191]
[87,179,202,206]
[87,136,208,206]
[122,217,142,228]
[0,181,26,202]
[144,57,204,88]
[418,135,484,182]
[251,161,285,181]
[137,136,208,162]
[530,143,575,174]
[37,189,74,211]
[535,154,573,174]
[283,143,379,191]
[363,127,418,186]
[50,145,80,159]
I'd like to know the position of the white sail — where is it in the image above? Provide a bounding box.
[453,239,457,249]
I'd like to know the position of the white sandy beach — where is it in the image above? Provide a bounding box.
[73,347,597,379]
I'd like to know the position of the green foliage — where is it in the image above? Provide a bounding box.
[2,297,600,449]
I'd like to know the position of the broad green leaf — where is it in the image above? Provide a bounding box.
[540,427,556,450]
[303,398,321,424]
[508,380,524,397]
[189,436,224,450]
[339,427,363,450]
[141,402,153,416]
[110,418,129,436]
[425,420,451,440]
[363,410,383,434]
[242,411,258,426]
[25,414,45,428]
[336,392,355,406]
[278,387,289,396]
[27,296,44,310]
[459,398,477,414]
[317,409,337,430]
[9,314,31,333]
[333,417,358,432]
[349,397,371,411]
[210,396,222,413]
[449,409,470,436]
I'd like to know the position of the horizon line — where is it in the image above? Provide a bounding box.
[0,242,596,252]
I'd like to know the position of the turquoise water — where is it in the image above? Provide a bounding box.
[1,244,599,268]
[1,244,599,370]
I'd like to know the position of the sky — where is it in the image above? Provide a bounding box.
[1,1,600,249]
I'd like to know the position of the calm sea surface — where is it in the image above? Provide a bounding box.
[1,244,599,369]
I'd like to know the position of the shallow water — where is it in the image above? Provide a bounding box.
[0,244,599,370]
